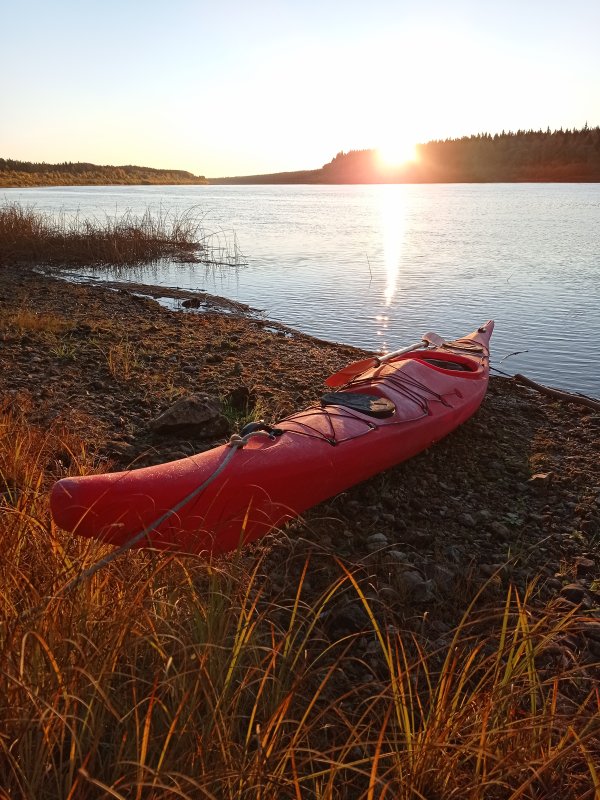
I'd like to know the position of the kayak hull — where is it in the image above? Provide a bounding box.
[50,322,493,554]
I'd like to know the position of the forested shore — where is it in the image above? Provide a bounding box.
[4,127,599,189]
[0,159,207,187]
[211,126,600,184]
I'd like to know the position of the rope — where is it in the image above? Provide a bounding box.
[491,365,513,377]
[278,406,377,445]
[15,429,271,626]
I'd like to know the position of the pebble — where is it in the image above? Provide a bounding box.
[325,603,370,636]
[545,577,563,592]
[479,563,504,578]
[366,533,389,552]
[575,557,595,577]
[588,639,600,658]
[385,550,409,564]
[528,471,553,485]
[104,439,132,458]
[489,520,511,541]
[396,570,434,603]
[581,622,600,643]
[560,583,587,604]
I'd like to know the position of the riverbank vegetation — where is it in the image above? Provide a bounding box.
[0,203,242,267]
[0,262,598,797]
[0,159,207,188]
[211,125,600,184]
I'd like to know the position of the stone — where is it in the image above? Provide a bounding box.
[324,602,370,636]
[366,533,389,552]
[490,520,511,541]
[150,394,230,438]
[182,297,202,308]
[587,639,600,658]
[560,583,587,604]
[575,557,595,577]
[545,577,563,593]
[385,550,408,564]
[479,563,504,578]
[581,622,600,643]
[396,570,434,603]
[528,472,553,487]
[104,439,133,458]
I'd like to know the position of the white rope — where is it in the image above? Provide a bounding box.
[17,429,271,624]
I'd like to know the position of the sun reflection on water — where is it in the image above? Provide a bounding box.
[380,187,408,307]
[376,187,408,350]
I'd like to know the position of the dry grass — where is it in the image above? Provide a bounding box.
[0,202,244,268]
[104,339,143,382]
[0,308,75,335]
[0,404,598,799]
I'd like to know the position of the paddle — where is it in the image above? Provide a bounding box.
[325,332,447,387]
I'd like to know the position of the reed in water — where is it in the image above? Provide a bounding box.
[0,202,244,267]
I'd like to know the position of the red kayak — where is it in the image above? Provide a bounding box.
[50,321,493,554]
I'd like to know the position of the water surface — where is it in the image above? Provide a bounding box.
[4,183,599,395]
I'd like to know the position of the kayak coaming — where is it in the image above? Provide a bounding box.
[50,322,493,554]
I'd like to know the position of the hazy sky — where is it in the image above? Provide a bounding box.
[1,0,599,177]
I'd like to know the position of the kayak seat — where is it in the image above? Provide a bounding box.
[321,392,395,419]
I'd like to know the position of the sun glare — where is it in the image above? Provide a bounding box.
[377,139,418,168]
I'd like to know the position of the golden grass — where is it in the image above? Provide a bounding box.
[0,404,598,799]
[0,202,243,268]
[0,308,74,335]
[104,339,143,382]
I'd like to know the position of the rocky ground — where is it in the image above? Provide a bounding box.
[1,264,599,662]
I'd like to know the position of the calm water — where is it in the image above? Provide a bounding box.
[4,183,600,395]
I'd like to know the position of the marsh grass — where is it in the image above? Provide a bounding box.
[0,406,598,799]
[0,202,244,268]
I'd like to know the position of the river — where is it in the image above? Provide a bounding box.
[3,183,599,395]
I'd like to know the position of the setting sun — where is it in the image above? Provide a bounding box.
[377,139,419,168]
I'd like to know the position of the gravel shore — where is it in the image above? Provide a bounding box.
[1,264,599,657]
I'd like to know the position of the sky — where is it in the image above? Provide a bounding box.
[1,0,599,177]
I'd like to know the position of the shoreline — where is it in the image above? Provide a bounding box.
[1,263,598,616]
[4,179,600,189]
[1,261,599,793]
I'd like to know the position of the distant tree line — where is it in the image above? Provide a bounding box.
[321,126,600,183]
[210,126,600,184]
[0,159,207,187]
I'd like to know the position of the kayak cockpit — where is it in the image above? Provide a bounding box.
[396,350,484,377]
[320,392,395,418]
